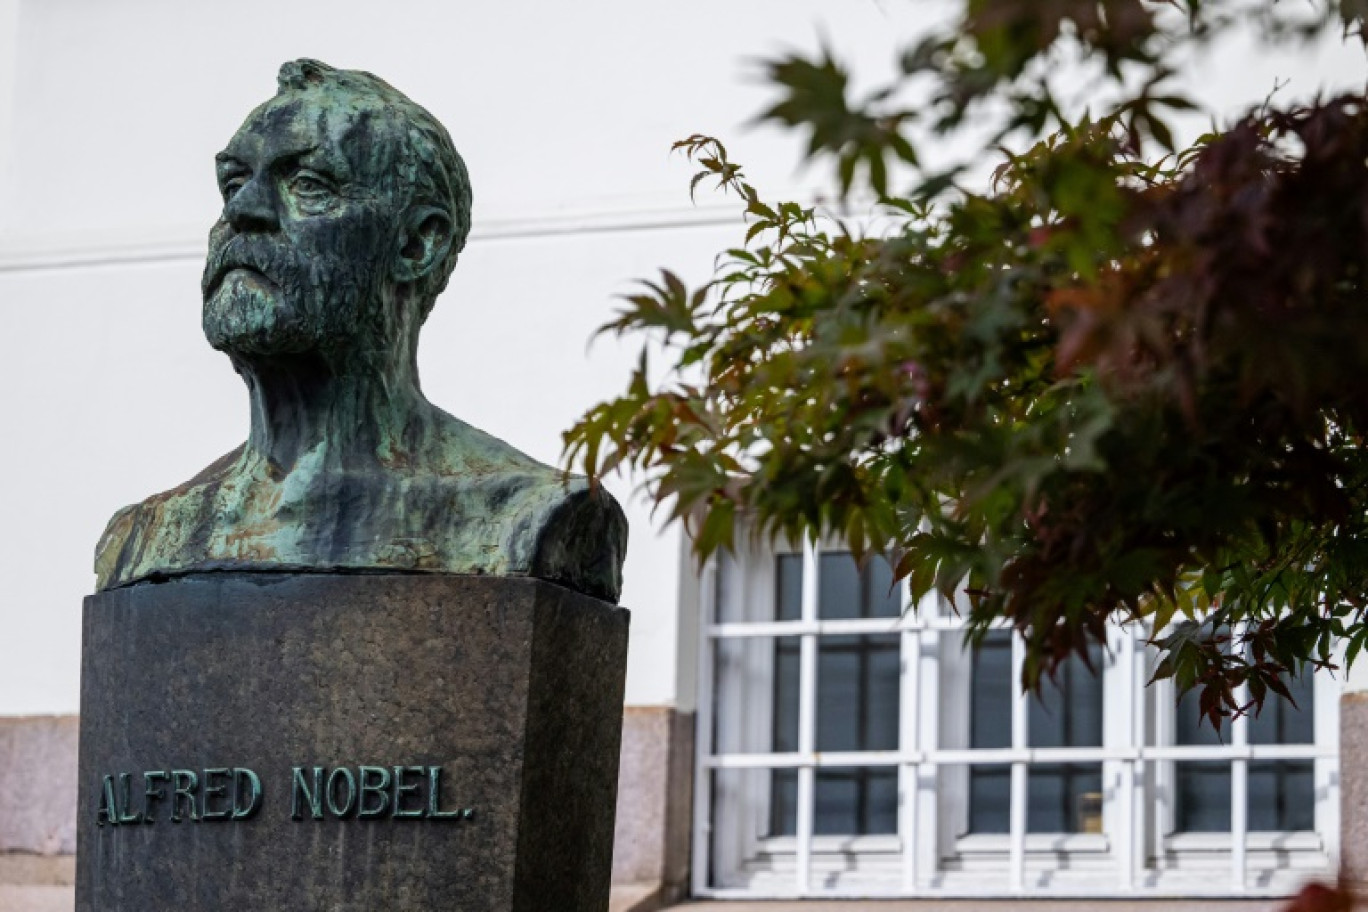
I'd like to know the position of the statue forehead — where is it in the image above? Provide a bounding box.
[223,89,403,185]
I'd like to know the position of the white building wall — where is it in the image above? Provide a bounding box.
[0,0,929,715]
[0,0,1361,718]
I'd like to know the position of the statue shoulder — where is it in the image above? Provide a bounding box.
[92,445,246,590]
[526,477,628,604]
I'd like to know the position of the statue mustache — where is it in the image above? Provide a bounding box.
[202,235,303,299]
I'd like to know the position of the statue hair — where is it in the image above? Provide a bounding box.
[276,58,472,321]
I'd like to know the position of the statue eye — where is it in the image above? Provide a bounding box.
[221,176,247,201]
[290,172,335,201]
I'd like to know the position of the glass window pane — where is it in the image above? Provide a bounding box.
[819,552,861,619]
[1175,758,1319,833]
[1031,646,1104,749]
[818,551,903,619]
[863,553,902,618]
[967,635,1104,834]
[776,553,803,621]
[1249,761,1315,831]
[1249,672,1315,745]
[1028,764,1104,833]
[815,769,898,835]
[770,768,797,836]
[967,633,1012,834]
[773,638,801,753]
[816,634,900,752]
[769,769,898,836]
[1175,761,1231,833]
[969,766,1011,834]
[1174,668,1316,834]
[970,632,1013,750]
[1175,687,1228,746]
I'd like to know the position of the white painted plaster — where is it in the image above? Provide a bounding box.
[1346,651,1368,694]
[0,0,20,223]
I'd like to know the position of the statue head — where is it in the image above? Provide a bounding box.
[202,59,472,367]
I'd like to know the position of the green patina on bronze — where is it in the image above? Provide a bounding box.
[94,59,626,602]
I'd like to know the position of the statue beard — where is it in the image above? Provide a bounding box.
[201,234,387,361]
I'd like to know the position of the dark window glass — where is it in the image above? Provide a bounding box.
[1173,760,1232,833]
[968,632,1104,834]
[1173,670,1316,833]
[770,769,796,836]
[817,634,900,753]
[773,638,801,753]
[1249,672,1315,745]
[968,766,1011,834]
[1249,761,1315,831]
[818,552,861,619]
[776,553,803,621]
[818,552,901,620]
[768,553,900,836]
[769,769,899,836]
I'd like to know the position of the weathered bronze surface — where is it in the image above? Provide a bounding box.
[94,59,626,602]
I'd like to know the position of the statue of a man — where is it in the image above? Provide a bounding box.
[94,59,627,603]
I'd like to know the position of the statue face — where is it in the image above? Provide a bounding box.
[202,90,404,359]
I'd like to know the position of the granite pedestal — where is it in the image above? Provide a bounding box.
[75,573,629,912]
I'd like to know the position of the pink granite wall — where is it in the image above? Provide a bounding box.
[611,707,694,900]
[0,716,77,856]
[1341,692,1368,887]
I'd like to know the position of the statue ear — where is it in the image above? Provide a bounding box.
[394,206,454,284]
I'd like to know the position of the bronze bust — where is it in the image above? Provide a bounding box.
[94,59,627,603]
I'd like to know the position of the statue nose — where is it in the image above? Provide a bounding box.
[224,175,280,232]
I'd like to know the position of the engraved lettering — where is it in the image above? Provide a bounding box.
[392,766,425,819]
[117,773,144,824]
[143,771,168,824]
[291,766,324,821]
[201,768,232,820]
[357,766,391,819]
[232,768,263,820]
[93,763,466,828]
[170,770,199,822]
[427,766,463,819]
[326,767,357,818]
[96,775,118,827]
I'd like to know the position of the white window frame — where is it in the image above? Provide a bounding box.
[691,535,1341,899]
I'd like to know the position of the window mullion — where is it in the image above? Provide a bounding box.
[1116,623,1139,891]
[795,539,820,896]
[1230,621,1250,893]
[1010,632,1029,892]
[899,577,921,892]
[693,558,718,897]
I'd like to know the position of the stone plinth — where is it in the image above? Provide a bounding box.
[1342,691,1368,887]
[75,574,629,912]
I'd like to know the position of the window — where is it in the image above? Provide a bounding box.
[694,537,1340,899]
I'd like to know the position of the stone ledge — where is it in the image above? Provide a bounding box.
[611,882,666,912]
[663,901,1283,911]
[0,854,75,912]
[0,854,75,886]
[0,884,73,912]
